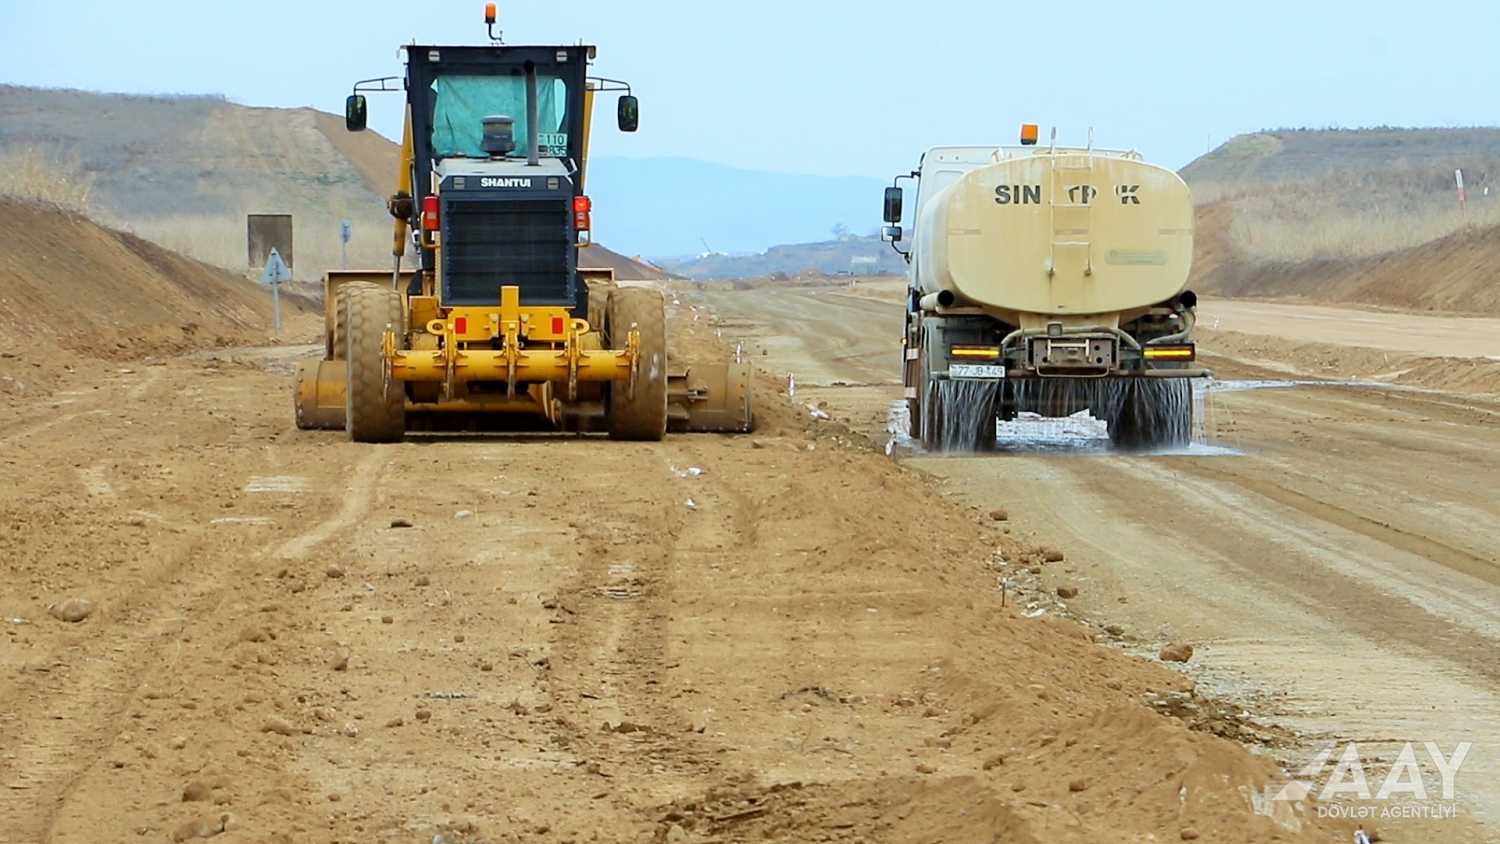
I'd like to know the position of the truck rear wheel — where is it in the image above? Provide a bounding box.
[916,316,997,453]
[344,284,405,443]
[1108,378,1192,451]
[607,288,668,441]
[921,376,998,453]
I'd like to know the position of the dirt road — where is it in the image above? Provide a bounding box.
[0,306,1362,842]
[695,284,1500,837]
[1196,299,1500,359]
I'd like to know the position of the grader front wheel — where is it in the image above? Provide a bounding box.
[344,284,405,443]
[607,288,668,441]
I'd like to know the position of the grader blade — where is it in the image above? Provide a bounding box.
[668,362,753,433]
[293,359,348,430]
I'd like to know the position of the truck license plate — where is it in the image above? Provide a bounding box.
[949,363,1006,380]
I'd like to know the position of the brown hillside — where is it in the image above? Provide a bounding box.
[1188,201,1236,282]
[1183,127,1500,313]
[310,109,401,198]
[0,86,397,278]
[0,198,307,359]
[1193,209,1500,314]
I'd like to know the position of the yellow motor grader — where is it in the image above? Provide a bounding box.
[295,9,751,441]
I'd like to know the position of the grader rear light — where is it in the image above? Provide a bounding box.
[421,195,440,231]
[1143,344,1195,361]
[453,316,468,335]
[573,195,592,232]
[1020,123,1039,146]
[551,316,565,334]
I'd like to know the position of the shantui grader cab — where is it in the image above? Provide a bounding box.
[295,7,751,442]
[882,126,1206,452]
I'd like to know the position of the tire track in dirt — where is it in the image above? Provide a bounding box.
[0,447,384,842]
[0,410,112,446]
[1173,460,1498,585]
[1035,454,1500,682]
[274,452,384,560]
[548,443,731,815]
[1,369,164,446]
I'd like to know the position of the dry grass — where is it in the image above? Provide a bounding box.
[0,147,94,211]
[0,146,397,281]
[1196,177,1500,262]
[1186,127,1500,262]
[1225,196,1500,261]
[106,212,402,281]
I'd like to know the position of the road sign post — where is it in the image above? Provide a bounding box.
[260,247,293,336]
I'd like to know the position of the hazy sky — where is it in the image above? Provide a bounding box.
[5,0,1497,178]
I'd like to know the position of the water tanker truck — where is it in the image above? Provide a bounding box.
[881,127,1205,451]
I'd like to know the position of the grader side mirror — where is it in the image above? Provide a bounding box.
[883,186,904,224]
[345,94,368,132]
[617,95,639,133]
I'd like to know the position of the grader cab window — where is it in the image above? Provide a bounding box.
[430,73,571,159]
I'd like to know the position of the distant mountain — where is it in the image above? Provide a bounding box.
[585,157,887,258]
[657,234,905,280]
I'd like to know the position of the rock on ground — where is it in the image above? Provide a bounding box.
[48,598,95,623]
[1159,642,1195,663]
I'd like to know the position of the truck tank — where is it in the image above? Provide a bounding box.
[914,152,1193,321]
[883,138,1207,453]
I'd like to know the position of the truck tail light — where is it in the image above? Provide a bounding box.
[422,195,440,231]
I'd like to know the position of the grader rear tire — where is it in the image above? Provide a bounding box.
[607,288,668,441]
[344,284,405,443]
[330,281,373,360]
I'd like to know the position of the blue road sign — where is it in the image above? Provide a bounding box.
[260,248,292,285]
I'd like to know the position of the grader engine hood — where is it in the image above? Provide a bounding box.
[915,154,1194,316]
[434,159,579,311]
